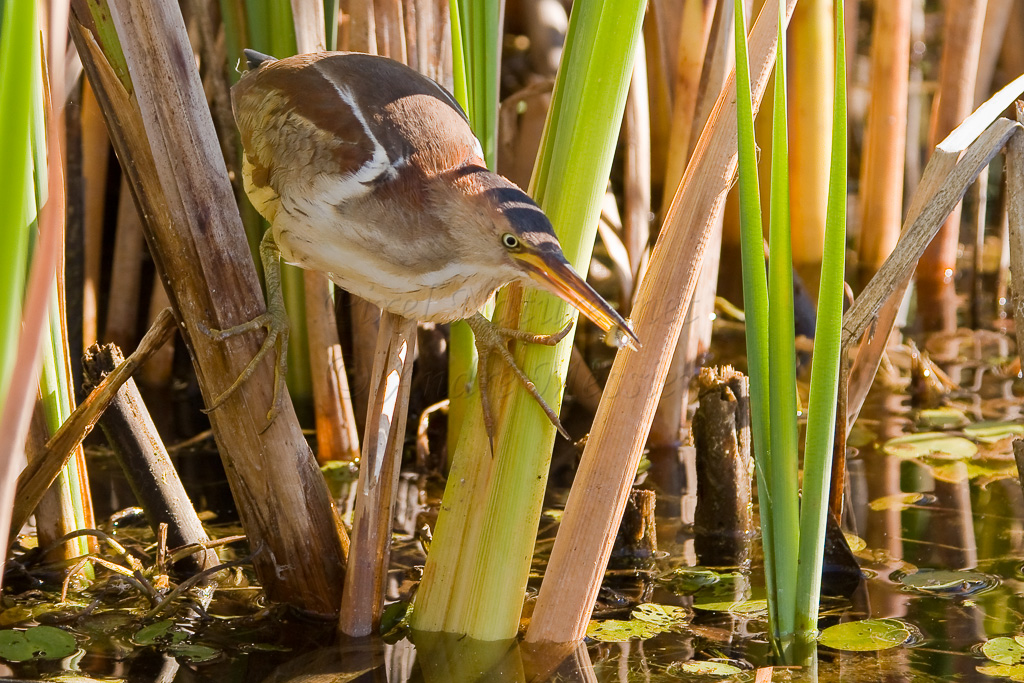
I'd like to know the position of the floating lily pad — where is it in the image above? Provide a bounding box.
[868,492,928,512]
[982,636,1024,664]
[658,567,721,594]
[964,421,1024,444]
[917,407,969,430]
[586,618,665,642]
[898,569,996,596]
[133,619,189,646]
[631,603,688,628]
[977,663,1024,681]
[692,599,768,615]
[170,643,219,662]
[818,618,910,651]
[667,660,743,676]
[882,432,977,461]
[0,625,78,662]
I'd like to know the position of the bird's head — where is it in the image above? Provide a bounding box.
[451,168,640,350]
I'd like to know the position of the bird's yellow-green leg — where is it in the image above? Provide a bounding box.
[200,229,290,425]
[466,312,572,447]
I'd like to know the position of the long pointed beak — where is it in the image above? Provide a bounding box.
[515,251,640,351]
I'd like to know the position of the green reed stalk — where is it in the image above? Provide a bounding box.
[735,0,847,659]
[17,4,93,558]
[324,0,338,51]
[765,5,800,652]
[446,0,500,455]
[0,0,35,419]
[795,0,846,641]
[732,0,777,641]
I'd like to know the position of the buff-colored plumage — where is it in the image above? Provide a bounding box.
[214,50,636,431]
[233,51,565,323]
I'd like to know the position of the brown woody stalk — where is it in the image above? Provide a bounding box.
[339,312,417,636]
[69,0,348,614]
[83,341,219,575]
[857,0,911,281]
[650,0,732,449]
[661,0,715,211]
[916,0,989,330]
[623,39,651,287]
[525,0,797,645]
[104,178,145,349]
[788,0,833,289]
[80,81,108,351]
[1006,103,1024,368]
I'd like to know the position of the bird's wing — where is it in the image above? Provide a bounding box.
[231,52,484,208]
[231,53,391,207]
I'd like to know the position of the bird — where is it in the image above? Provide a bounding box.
[205,49,639,439]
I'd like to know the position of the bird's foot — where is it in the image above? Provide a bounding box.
[200,230,290,428]
[466,312,572,448]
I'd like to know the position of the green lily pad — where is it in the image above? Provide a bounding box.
[133,619,189,646]
[818,618,910,651]
[170,643,220,662]
[869,492,927,512]
[692,599,768,615]
[0,625,78,661]
[898,569,996,596]
[658,567,721,595]
[882,432,977,460]
[586,618,665,642]
[978,663,1024,681]
[964,421,1024,444]
[668,660,744,676]
[631,603,687,627]
[917,407,969,429]
[982,636,1024,665]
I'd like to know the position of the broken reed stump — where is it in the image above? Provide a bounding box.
[83,343,218,576]
[609,488,657,569]
[691,366,753,567]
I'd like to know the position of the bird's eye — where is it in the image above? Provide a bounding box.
[501,233,520,250]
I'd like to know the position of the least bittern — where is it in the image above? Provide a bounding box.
[207,50,638,437]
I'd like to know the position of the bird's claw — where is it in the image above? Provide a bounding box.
[467,313,572,449]
[201,230,290,430]
[200,306,290,429]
